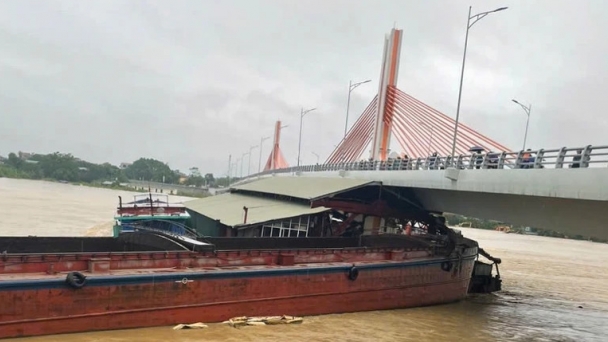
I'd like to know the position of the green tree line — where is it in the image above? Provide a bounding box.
[0,152,233,187]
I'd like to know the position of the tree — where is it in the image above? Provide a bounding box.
[35,152,79,181]
[77,161,125,183]
[6,153,22,168]
[204,173,215,185]
[124,158,179,183]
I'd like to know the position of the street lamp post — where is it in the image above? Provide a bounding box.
[311,152,320,164]
[449,5,508,164]
[344,79,372,138]
[240,152,248,178]
[297,107,317,167]
[258,136,270,173]
[235,158,241,178]
[247,145,258,176]
[512,99,532,150]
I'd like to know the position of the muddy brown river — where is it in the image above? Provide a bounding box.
[1,178,607,341]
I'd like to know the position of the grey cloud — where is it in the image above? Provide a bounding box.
[0,0,607,174]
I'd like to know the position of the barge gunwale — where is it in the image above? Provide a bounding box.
[0,254,476,289]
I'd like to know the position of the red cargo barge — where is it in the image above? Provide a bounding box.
[0,231,499,339]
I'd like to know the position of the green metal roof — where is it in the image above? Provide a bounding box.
[232,176,378,200]
[185,192,328,228]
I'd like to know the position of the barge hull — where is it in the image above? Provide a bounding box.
[0,250,476,338]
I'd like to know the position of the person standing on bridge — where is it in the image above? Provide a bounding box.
[472,151,484,169]
[570,149,582,168]
[487,151,499,169]
[520,149,533,169]
[401,154,409,170]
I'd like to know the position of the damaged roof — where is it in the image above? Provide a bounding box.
[231,176,378,201]
[185,192,328,228]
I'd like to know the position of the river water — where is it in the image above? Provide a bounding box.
[1,178,607,341]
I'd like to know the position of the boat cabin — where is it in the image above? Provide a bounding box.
[113,193,192,238]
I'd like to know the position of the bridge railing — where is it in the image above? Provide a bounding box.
[238,145,608,181]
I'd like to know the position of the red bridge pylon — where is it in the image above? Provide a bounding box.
[263,120,289,171]
[326,28,511,164]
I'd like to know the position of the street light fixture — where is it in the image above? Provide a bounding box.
[344,79,372,138]
[512,99,532,151]
[297,107,317,167]
[247,145,258,176]
[311,151,320,164]
[449,5,508,163]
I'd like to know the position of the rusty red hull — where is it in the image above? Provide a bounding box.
[0,247,477,339]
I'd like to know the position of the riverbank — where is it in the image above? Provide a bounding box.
[0,168,209,198]
[446,213,608,244]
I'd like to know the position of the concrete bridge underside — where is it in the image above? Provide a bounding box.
[246,168,608,240]
[413,188,606,239]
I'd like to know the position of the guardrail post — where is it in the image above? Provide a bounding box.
[498,152,506,169]
[514,151,523,169]
[534,149,545,169]
[467,155,474,169]
[481,153,490,169]
[555,147,567,168]
[456,155,464,170]
[582,145,592,168]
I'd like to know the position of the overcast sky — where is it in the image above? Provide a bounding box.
[0,0,606,175]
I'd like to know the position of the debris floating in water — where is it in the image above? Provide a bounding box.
[222,315,304,327]
[172,322,209,330]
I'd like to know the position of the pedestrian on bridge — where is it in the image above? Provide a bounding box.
[570,149,582,168]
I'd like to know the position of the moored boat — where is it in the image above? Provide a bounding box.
[113,193,193,237]
[0,226,500,339]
